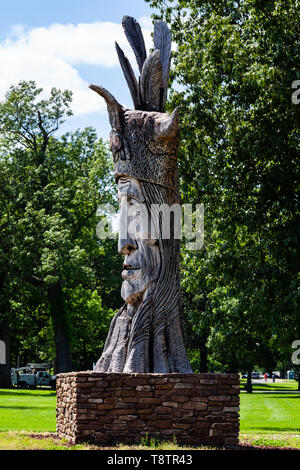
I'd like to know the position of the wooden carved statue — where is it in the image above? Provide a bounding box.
[90,16,192,373]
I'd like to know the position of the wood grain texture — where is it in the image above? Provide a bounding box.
[140,51,164,111]
[89,17,192,374]
[88,84,122,129]
[115,42,139,109]
[122,15,147,74]
[153,19,171,86]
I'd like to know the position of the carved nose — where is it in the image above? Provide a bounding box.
[118,196,138,255]
[118,237,137,255]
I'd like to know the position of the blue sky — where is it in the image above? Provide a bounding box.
[0,0,156,140]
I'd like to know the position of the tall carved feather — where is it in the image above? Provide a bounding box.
[122,16,147,73]
[140,50,164,111]
[115,42,139,109]
[153,20,171,85]
[153,20,171,111]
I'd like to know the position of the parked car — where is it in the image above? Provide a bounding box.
[11,368,56,389]
[241,372,260,379]
[251,372,260,379]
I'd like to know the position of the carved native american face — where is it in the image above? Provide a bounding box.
[92,16,193,374]
[117,176,161,306]
[89,16,181,306]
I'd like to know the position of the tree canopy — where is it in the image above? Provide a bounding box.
[0,0,299,386]
[146,0,300,383]
[0,81,121,381]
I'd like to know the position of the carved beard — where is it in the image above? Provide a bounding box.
[122,181,192,373]
[121,237,161,306]
[94,180,192,374]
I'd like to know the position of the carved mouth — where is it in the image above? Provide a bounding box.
[122,264,140,271]
[121,264,141,279]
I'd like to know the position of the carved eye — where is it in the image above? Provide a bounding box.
[129,198,138,206]
[110,129,122,152]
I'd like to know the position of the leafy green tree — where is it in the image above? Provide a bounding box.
[0,81,116,373]
[147,0,300,380]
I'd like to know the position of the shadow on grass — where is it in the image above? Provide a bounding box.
[241,390,300,397]
[244,427,300,432]
[0,405,55,410]
[0,390,56,398]
[249,394,300,399]
[253,384,299,391]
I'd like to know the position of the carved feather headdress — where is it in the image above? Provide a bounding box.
[116,16,171,112]
[89,17,179,195]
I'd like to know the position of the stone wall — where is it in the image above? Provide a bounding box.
[56,372,239,447]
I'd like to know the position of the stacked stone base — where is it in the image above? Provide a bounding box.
[56,372,239,447]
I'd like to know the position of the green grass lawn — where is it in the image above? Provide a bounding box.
[0,382,299,449]
[240,392,300,433]
[0,431,218,451]
[240,378,299,391]
[0,389,56,432]
[239,380,300,434]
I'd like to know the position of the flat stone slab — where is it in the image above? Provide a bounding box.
[56,372,240,447]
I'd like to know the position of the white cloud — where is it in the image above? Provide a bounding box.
[0,19,153,116]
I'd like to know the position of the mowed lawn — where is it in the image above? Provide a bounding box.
[0,389,56,432]
[240,393,300,433]
[239,379,300,433]
[0,382,299,440]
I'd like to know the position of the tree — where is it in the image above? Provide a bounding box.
[146,0,300,378]
[0,81,116,373]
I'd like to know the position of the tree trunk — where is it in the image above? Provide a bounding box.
[246,367,253,393]
[0,320,12,388]
[199,333,208,373]
[48,283,72,373]
[83,342,88,371]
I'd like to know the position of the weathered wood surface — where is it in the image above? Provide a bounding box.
[90,16,192,373]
